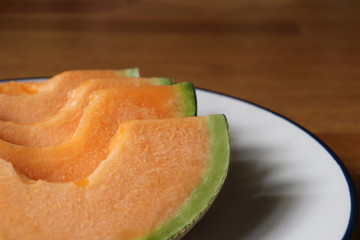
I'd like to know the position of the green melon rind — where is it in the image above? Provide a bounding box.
[151,78,174,86]
[141,114,230,240]
[122,68,140,77]
[176,82,197,117]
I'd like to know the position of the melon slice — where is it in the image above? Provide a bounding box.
[0,68,139,95]
[0,115,230,240]
[0,77,173,147]
[0,82,196,182]
[0,70,143,124]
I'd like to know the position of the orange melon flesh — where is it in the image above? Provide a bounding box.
[0,83,196,182]
[0,115,230,240]
[0,72,142,124]
[0,68,139,95]
[0,77,172,147]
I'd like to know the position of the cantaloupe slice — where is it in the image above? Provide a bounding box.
[0,115,230,240]
[0,82,196,182]
[0,77,173,147]
[0,68,139,95]
[0,70,143,124]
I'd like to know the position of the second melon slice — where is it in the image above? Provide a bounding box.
[0,82,196,182]
[0,68,139,95]
[0,73,155,124]
[0,77,173,147]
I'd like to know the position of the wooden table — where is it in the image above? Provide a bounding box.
[0,0,359,238]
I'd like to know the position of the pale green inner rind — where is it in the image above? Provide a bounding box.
[151,78,174,86]
[141,114,230,240]
[176,82,197,117]
[122,68,140,77]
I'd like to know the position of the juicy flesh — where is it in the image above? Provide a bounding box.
[0,70,132,123]
[0,78,163,147]
[0,81,42,95]
[0,117,210,240]
[0,85,186,182]
[0,70,126,95]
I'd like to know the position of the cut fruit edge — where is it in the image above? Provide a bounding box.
[142,114,230,240]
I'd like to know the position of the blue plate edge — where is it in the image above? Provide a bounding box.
[196,87,358,240]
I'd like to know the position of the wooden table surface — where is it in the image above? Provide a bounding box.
[0,0,359,239]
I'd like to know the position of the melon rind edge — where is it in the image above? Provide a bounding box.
[177,82,197,117]
[141,114,230,240]
[122,68,140,77]
[151,78,174,86]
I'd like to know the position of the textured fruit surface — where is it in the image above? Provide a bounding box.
[0,115,230,240]
[0,83,195,182]
[0,77,172,147]
[0,68,139,95]
[0,69,139,123]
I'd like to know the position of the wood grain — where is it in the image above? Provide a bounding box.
[0,0,359,238]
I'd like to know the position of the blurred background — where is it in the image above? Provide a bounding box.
[0,0,359,238]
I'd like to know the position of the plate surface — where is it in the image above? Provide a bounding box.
[183,89,357,240]
[0,78,357,239]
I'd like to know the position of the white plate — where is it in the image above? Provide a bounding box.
[183,89,357,240]
[1,78,357,239]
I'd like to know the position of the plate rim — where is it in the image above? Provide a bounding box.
[196,87,358,240]
[0,77,357,239]
[0,76,49,82]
